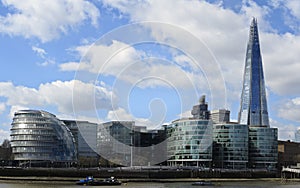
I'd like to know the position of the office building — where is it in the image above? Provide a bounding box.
[97,121,166,166]
[10,110,76,167]
[295,128,300,142]
[191,95,210,120]
[211,109,230,124]
[63,120,98,167]
[167,98,213,167]
[97,121,134,166]
[213,123,248,169]
[238,18,278,170]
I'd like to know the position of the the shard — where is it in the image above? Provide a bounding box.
[238,18,269,127]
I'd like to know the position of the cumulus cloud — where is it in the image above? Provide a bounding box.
[101,0,300,109]
[60,40,208,90]
[277,97,300,123]
[270,118,297,141]
[107,107,155,128]
[0,80,114,115]
[0,0,100,42]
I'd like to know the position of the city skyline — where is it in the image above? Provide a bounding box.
[1,1,300,142]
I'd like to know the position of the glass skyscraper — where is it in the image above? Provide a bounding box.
[238,18,277,170]
[238,18,269,127]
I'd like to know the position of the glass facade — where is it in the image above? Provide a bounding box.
[166,119,213,167]
[213,123,248,169]
[63,120,98,167]
[248,127,278,170]
[10,110,76,167]
[238,18,269,127]
[97,121,134,166]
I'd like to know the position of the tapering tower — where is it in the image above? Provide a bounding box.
[238,18,269,127]
[238,18,277,170]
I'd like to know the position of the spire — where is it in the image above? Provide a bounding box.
[238,18,269,127]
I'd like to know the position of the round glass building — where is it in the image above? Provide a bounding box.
[166,118,213,167]
[10,110,76,167]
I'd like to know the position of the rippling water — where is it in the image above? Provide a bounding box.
[0,181,300,188]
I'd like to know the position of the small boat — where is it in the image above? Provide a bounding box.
[191,181,214,186]
[76,176,122,186]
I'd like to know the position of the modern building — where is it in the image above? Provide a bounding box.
[97,121,134,167]
[295,128,300,143]
[238,18,269,127]
[167,98,213,167]
[132,127,166,166]
[10,110,76,167]
[63,120,98,167]
[97,121,166,166]
[213,123,248,169]
[167,118,213,167]
[211,109,230,124]
[191,95,210,120]
[248,127,278,170]
[238,18,278,170]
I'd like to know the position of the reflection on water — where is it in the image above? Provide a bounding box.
[0,181,300,188]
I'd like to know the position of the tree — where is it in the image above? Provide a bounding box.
[1,139,10,148]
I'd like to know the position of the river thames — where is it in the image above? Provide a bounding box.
[0,181,299,188]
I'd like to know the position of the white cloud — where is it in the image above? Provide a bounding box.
[277,98,300,123]
[0,129,10,144]
[107,107,155,128]
[102,0,300,107]
[261,33,300,95]
[0,80,114,115]
[0,103,6,115]
[177,110,192,119]
[285,0,300,19]
[60,40,208,90]
[31,46,56,66]
[32,46,46,58]
[0,82,44,107]
[0,0,100,42]
[270,118,297,141]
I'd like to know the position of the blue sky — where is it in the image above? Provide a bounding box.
[0,0,300,142]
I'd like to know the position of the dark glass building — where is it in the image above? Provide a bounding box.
[97,121,166,166]
[213,123,248,169]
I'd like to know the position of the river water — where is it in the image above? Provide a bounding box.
[0,181,299,188]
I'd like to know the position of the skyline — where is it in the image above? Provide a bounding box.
[1,0,300,142]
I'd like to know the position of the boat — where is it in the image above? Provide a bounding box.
[191,181,214,186]
[76,176,122,186]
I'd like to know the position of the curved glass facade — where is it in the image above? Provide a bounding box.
[166,119,213,167]
[213,123,248,169]
[10,110,76,166]
[249,127,278,170]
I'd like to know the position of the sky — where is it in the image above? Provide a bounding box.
[0,0,300,143]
